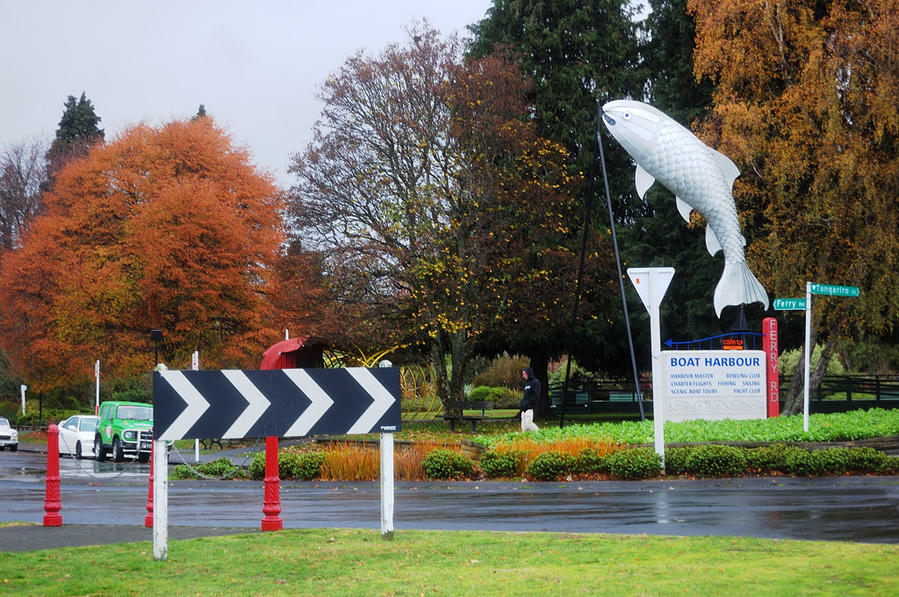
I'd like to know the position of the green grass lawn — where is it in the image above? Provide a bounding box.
[2,528,896,596]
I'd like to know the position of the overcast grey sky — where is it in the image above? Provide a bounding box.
[1,0,492,187]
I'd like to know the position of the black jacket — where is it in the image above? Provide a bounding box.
[519,367,540,412]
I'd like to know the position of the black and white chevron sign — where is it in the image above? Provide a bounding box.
[153,367,401,441]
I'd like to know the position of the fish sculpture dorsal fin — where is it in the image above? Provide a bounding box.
[635,164,655,199]
[675,196,693,223]
[705,226,722,256]
[710,148,740,188]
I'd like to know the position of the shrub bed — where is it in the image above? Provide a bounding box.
[422,449,475,480]
[172,458,247,480]
[608,447,662,480]
[525,451,576,481]
[683,445,748,478]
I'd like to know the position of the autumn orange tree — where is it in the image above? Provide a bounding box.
[288,26,582,407]
[0,118,284,393]
[689,0,899,411]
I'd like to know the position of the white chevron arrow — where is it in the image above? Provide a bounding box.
[221,370,271,439]
[158,371,210,440]
[346,367,396,434]
[282,369,334,437]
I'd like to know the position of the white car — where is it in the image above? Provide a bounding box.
[58,415,99,459]
[0,417,17,451]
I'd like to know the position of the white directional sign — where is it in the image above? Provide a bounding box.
[153,367,401,440]
[810,283,859,297]
[772,298,807,310]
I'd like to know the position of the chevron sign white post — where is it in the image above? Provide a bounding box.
[151,367,401,559]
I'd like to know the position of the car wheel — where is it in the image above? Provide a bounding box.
[94,435,105,461]
[9,444,16,452]
[113,437,124,462]
[75,441,83,459]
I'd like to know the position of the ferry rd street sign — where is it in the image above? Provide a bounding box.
[810,283,860,297]
[773,298,807,310]
[153,367,401,441]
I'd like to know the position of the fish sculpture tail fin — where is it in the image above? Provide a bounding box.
[714,262,769,318]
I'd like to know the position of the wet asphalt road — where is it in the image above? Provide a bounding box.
[1,449,897,550]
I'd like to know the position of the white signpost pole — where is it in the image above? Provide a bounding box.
[20,384,27,416]
[803,282,813,432]
[379,432,395,540]
[152,438,169,561]
[627,267,675,469]
[192,351,200,462]
[95,360,100,415]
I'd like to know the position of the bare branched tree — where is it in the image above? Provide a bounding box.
[0,139,47,250]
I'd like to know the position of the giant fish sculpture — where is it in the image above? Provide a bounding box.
[601,100,769,317]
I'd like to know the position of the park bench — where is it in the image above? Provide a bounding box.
[549,389,590,413]
[443,401,494,432]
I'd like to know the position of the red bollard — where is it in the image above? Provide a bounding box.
[43,424,62,526]
[261,436,283,531]
[145,439,154,527]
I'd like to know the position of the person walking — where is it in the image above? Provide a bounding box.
[519,366,540,432]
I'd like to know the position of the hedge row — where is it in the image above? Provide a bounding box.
[477,444,897,482]
[169,444,897,482]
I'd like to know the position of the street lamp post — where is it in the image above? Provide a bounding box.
[150,329,163,366]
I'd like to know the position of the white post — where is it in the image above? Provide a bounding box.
[379,432,394,540]
[803,281,812,433]
[627,267,675,470]
[95,360,100,415]
[20,385,27,416]
[153,439,168,561]
[192,351,200,462]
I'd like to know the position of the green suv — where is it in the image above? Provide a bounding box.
[94,401,154,462]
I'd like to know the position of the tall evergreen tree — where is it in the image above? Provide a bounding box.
[45,93,104,182]
[467,0,646,389]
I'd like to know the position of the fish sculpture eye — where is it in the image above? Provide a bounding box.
[622,111,632,120]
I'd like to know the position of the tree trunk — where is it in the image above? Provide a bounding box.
[431,331,472,411]
[528,351,550,417]
[809,337,838,402]
[782,343,807,416]
[430,342,449,409]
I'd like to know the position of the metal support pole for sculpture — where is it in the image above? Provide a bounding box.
[597,100,646,420]
[261,436,283,531]
[43,424,62,526]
